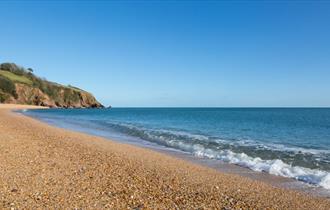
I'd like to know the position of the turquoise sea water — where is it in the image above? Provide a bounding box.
[24,108,330,189]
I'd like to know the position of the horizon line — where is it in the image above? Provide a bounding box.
[107,106,330,109]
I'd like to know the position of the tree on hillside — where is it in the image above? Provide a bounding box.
[0,63,25,75]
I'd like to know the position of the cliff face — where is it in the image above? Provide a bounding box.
[0,63,103,108]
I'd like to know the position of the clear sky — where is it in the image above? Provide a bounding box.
[1,1,330,107]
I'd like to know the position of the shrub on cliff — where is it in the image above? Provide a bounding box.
[64,89,80,104]
[0,75,17,98]
[0,92,9,103]
[0,63,26,76]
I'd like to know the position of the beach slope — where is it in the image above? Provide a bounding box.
[0,104,329,209]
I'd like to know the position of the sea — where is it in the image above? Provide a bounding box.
[23,108,330,191]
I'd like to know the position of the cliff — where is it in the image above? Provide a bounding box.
[0,63,103,108]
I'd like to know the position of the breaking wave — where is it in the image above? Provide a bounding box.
[103,121,330,189]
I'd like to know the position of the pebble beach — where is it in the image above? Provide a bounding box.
[0,104,329,209]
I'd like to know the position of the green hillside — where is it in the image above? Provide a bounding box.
[0,62,103,108]
[0,70,33,85]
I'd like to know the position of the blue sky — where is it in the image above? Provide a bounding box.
[1,1,330,107]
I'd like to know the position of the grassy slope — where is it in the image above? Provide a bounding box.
[0,70,33,85]
[0,70,82,92]
[0,67,100,107]
[68,85,85,92]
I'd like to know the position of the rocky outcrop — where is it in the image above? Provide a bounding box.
[2,83,103,108]
[10,84,103,108]
[13,83,55,107]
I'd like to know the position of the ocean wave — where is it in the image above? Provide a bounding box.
[228,139,330,155]
[109,121,330,155]
[194,149,330,189]
[102,121,330,189]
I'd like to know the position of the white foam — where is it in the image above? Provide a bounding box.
[192,147,330,189]
[144,133,330,190]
